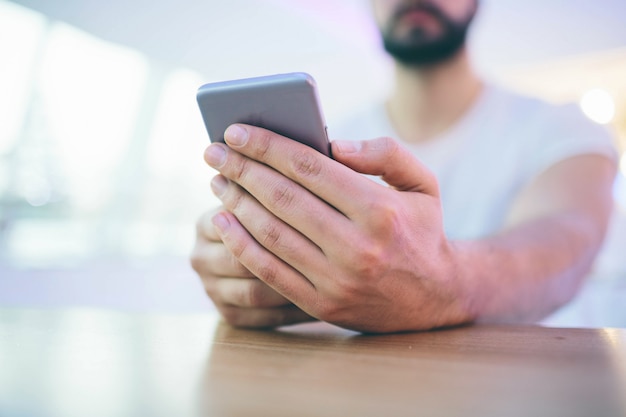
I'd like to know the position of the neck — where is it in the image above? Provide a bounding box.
[386,48,483,144]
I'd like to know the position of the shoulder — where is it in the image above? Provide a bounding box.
[487,83,610,137]
[484,83,618,162]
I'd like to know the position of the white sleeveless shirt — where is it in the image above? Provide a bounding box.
[331,84,617,240]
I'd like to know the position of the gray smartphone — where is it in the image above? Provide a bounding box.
[196,72,331,157]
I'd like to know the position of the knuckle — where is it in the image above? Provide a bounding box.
[229,190,246,213]
[378,136,400,155]
[290,149,323,179]
[366,195,397,217]
[349,239,388,279]
[253,129,273,160]
[258,221,283,250]
[314,298,348,324]
[227,233,249,259]
[268,182,297,212]
[230,282,252,307]
[225,280,266,308]
[256,262,279,288]
[221,185,246,215]
[246,281,268,307]
[365,197,401,232]
[334,277,362,302]
[230,155,251,182]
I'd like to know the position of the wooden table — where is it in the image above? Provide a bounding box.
[0,308,624,417]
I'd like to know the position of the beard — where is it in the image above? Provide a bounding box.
[380,2,476,67]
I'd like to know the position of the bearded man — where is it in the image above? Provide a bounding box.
[191,0,618,332]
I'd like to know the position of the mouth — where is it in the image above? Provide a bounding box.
[398,8,437,25]
[394,3,441,25]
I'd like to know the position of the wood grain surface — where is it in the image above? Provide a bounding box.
[0,308,624,417]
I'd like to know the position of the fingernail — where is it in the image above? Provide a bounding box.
[334,140,361,154]
[224,124,248,147]
[211,212,230,233]
[210,175,228,197]
[205,144,227,168]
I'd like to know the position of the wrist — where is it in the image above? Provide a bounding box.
[442,239,482,325]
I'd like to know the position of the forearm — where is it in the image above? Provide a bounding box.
[452,212,607,324]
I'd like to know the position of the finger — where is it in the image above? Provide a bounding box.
[210,173,329,280]
[215,278,290,308]
[332,136,440,196]
[196,206,224,242]
[211,210,319,314]
[213,124,390,220]
[216,303,316,329]
[190,237,253,278]
[206,148,353,258]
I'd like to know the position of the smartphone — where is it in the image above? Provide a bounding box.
[196,72,331,157]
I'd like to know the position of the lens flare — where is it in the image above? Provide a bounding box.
[580,89,616,125]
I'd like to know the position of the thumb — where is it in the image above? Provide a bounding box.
[332,137,439,196]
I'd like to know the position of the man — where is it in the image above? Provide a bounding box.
[190,0,617,333]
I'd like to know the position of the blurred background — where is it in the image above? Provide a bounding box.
[1,0,625,323]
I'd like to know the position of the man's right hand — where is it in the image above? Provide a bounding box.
[190,206,315,328]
